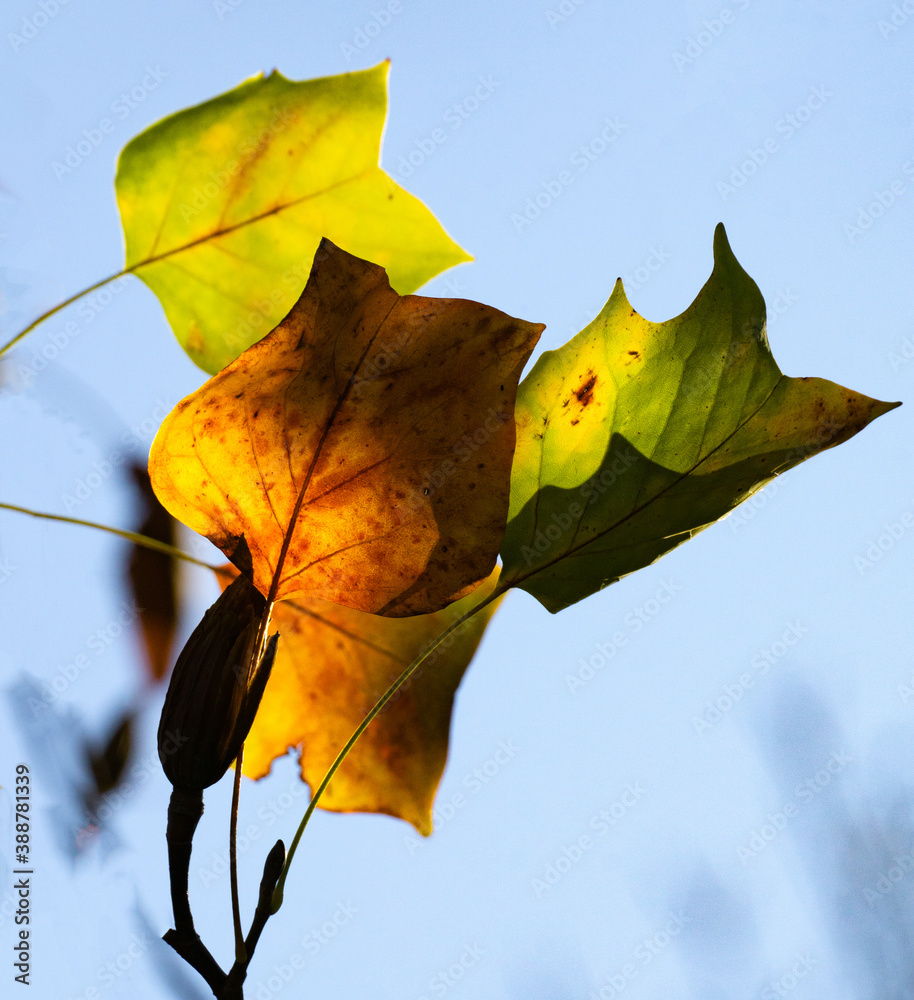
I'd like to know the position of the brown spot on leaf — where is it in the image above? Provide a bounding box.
[574,372,597,407]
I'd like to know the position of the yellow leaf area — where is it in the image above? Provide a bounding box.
[151,241,542,616]
[115,63,469,373]
[218,566,502,835]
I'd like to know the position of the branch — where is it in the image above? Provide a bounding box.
[163,787,227,993]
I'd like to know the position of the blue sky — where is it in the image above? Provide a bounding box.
[1,1,913,998]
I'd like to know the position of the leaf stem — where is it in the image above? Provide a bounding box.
[0,269,130,359]
[229,746,246,964]
[0,501,219,570]
[271,583,506,912]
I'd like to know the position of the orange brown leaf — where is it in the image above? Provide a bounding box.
[150,240,542,616]
[127,463,178,681]
[218,566,503,835]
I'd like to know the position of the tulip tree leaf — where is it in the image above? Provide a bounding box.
[150,240,542,616]
[500,224,899,613]
[115,63,469,374]
[219,566,502,835]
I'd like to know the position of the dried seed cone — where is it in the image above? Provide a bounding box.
[158,573,278,791]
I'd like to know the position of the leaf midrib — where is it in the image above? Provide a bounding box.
[264,290,399,607]
[127,169,375,276]
[505,373,785,592]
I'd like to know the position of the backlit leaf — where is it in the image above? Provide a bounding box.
[127,463,177,682]
[150,240,542,615]
[500,224,899,612]
[220,566,502,835]
[115,63,469,373]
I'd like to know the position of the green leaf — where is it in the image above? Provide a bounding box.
[115,63,469,374]
[500,224,899,613]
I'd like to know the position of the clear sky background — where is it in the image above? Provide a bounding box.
[1,1,913,998]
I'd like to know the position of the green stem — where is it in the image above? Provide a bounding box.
[0,269,130,359]
[271,584,505,912]
[0,501,218,570]
[229,746,247,964]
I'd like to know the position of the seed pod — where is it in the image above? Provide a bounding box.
[158,573,278,791]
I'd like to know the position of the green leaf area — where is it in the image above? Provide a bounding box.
[115,62,468,374]
[500,224,899,613]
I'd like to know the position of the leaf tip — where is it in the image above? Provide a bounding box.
[608,276,632,310]
[712,221,733,263]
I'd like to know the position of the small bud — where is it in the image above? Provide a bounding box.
[158,574,278,791]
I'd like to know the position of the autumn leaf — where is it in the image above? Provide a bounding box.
[150,240,542,616]
[115,63,469,374]
[127,463,177,682]
[500,224,899,613]
[216,566,502,835]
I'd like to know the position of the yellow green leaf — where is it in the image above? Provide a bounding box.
[115,62,469,373]
[223,566,502,835]
[500,224,900,612]
[150,240,542,615]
